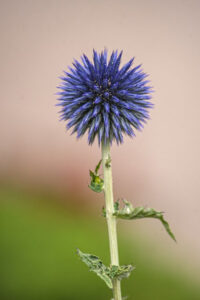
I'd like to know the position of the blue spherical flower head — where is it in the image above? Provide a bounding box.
[57,50,153,145]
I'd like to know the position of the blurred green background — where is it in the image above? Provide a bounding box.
[1,185,200,300]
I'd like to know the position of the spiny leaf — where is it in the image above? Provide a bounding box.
[88,160,104,193]
[113,200,176,241]
[77,249,134,289]
[77,249,112,288]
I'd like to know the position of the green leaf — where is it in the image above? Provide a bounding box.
[77,249,113,289]
[114,201,119,211]
[113,200,176,241]
[109,264,134,280]
[95,159,102,174]
[88,160,104,193]
[77,249,134,289]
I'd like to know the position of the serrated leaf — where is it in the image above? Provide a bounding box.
[88,160,104,193]
[113,200,176,241]
[77,249,113,289]
[77,249,134,289]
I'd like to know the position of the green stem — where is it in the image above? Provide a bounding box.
[102,142,122,300]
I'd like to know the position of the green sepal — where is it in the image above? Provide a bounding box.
[113,200,176,242]
[88,160,104,193]
[77,249,134,289]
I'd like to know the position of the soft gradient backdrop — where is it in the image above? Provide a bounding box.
[1,0,200,299]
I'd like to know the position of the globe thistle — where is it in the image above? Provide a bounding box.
[57,50,153,145]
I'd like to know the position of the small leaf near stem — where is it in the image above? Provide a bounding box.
[109,265,135,280]
[88,159,104,193]
[113,200,176,242]
[95,159,102,174]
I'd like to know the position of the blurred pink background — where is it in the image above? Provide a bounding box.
[1,0,200,280]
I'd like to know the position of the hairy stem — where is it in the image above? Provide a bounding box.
[102,142,122,300]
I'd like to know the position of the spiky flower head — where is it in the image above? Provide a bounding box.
[57,50,153,145]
